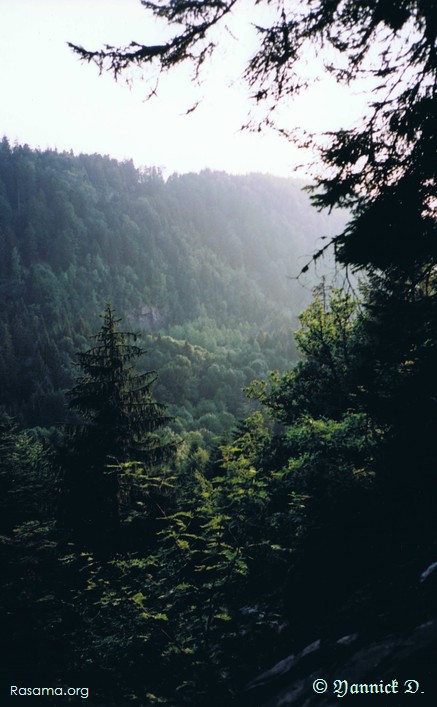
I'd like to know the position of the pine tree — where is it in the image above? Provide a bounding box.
[59,304,173,547]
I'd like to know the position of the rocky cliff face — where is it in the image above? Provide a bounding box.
[242,561,437,706]
[138,305,168,330]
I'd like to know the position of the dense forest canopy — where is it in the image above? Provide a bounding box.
[0,140,343,435]
[2,0,437,704]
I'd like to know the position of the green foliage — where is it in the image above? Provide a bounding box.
[0,285,380,702]
[0,142,343,432]
[5,275,437,704]
[65,300,379,699]
[68,304,171,459]
[0,418,63,683]
[0,415,52,532]
[247,287,361,422]
[3,0,437,696]
[68,450,281,704]
[58,305,174,547]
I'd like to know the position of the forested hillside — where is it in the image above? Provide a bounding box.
[0,139,342,436]
[2,0,437,704]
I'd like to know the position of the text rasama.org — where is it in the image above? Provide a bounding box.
[10,686,89,699]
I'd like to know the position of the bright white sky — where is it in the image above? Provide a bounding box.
[0,0,367,177]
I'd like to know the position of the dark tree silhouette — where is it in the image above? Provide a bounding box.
[69,0,437,275]
[59,304,173,546]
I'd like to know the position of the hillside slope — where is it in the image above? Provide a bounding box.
[0,140,343,432]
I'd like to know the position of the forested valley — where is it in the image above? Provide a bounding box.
[0,139,343,440]
[2,3,437,695]
[0,140,353,703]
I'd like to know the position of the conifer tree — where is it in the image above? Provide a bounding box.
[59,304,173,546]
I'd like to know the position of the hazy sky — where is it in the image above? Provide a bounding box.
[0,0,367,177]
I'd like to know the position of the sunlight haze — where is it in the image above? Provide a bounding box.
[1,0,366,176]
